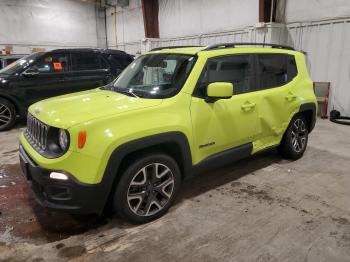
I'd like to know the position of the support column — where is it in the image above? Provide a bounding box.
[141,0,159,38]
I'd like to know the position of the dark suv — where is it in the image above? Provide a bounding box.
[0,48,133,130]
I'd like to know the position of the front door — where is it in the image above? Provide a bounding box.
[11,52,70,108]
[190,54,259,164]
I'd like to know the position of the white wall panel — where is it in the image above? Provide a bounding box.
[287,19,350,116]
[0,0,99,53]
[106,0,144,52]
[285,0,350,23]
[159,0,259,38]
[145,28,249,51]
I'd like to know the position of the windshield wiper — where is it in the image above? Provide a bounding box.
[114,87,140,98]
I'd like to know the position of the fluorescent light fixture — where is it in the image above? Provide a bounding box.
[49,172,68,180]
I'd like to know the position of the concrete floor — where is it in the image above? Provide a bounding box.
[0,119,350,262]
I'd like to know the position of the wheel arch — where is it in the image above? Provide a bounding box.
[98,131,193,213]
[298,102,317,133]
[0,94,24,117]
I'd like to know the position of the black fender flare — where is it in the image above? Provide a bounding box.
[299,102,317,132]
[93,131,193,214]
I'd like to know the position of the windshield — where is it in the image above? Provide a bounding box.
[105,53,196,99]
[0,53,43,75]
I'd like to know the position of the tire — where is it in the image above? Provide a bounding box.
[113,153,181,224]
[278,114,308,160]
[0,98,16,131]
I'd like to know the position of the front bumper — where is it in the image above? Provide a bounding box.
[19,145,107,214]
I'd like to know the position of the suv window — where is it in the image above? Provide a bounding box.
[194,54,254,97]
[71,52,107,71]
[107,54,132,68]
[32,53,69,73]
[257,54,297,90]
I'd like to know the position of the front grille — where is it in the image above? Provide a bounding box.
[25,113,49,151]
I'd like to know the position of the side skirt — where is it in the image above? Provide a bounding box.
[190,143,253,176]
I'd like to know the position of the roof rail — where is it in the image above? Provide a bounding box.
[151,45,201,51]
[204,42,294,51]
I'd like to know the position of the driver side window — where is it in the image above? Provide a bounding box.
[193,54,254,98]
[32,53,69,73]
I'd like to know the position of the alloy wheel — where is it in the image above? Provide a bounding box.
[291,118,307,153]
[127,163,175,217]
[0,103,12,128]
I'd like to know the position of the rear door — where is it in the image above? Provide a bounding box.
[65,51,112,92]
[253,53,300,150]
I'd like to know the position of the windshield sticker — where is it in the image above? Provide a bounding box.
[53,62,62,71]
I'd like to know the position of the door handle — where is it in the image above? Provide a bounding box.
[241,102,256,111]
[285,93,297,101]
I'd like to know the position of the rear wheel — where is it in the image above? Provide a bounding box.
[0,98,16,131]
[113,153,181,224]
[278,114,308,160]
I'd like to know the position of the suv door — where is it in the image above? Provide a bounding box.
[10,52,70,107]
[253,53,299,151]
[66,51,113,91]
[190,54,259,163]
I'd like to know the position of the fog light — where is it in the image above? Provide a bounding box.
[49,172,68,180]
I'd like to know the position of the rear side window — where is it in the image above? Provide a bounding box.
[32,53,69,73]
[257,54,297,90]
[107,54,133,68]
[194,54,254,97]
[71,52,107,71]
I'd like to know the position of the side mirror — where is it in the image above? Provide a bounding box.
[22,68,39,77]
[206,82,233,103]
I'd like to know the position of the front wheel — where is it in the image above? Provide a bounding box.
[113,153,181,224]
[0,98,16,131]
[278,115,309,160]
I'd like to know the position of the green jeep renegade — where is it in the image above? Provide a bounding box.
[19,43,317,223]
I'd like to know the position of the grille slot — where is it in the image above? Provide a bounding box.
[25,114,49,151]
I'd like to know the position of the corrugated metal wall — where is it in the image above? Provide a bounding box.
[287,19,350,116]
[116,28,250,54]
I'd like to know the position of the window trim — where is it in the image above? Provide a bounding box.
[192,53,257,99]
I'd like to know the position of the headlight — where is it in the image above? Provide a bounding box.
[58,129,69,151]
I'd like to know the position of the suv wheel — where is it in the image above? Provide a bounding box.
[279,114,308,160]
[114,153,181,223]
[0,98,16,131]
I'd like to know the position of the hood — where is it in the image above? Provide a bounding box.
[29,89,163,129]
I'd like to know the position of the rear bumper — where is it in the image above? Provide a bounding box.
[19,145,107,214]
